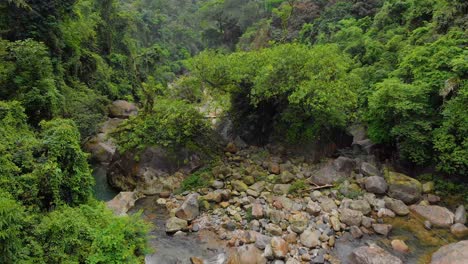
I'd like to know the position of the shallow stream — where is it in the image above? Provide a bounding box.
[92,165,227,264]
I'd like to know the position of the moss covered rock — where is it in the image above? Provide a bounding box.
[385,170,422,204]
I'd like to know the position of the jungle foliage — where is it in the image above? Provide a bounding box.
[0,0,467,262]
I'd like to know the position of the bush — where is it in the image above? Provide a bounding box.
[113,98,213,154]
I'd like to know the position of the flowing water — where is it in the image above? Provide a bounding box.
[92,165,227,264]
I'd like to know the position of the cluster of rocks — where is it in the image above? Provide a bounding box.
[151,143,467,264]
[84,100,137,163]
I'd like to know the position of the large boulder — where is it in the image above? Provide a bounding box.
[84,118,123,163]
[352,245,403,264]
[431,240,468,264]
[310,158,354,185]
[107,147,201,192]
[385,171,422,204]
[108,100,137,118]
[106,191,141,216]
[410,205,454,228]
[364,176,388,194]
[175,193,200,221]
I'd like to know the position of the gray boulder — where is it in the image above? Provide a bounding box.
[410,205,454,228]
[386,171,422,204]
[365,176,388,194]
[175,193,200,221]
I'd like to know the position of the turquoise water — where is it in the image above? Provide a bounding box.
[92,164,119,201]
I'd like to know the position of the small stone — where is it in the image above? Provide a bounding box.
[340,208,363,226]
[450,223,468,238]
[384,197,409,216]
[330,216,341,231]
[288,212,309,233]
[190,257,204,264]
[424,220,432,230]
[306,201,321,216]
[269,163,281,175]
[166,217,188,233]
[271,237,288,259]
[455,205,466,224]
[225,142,238,153]
[377,208,396,218]
[350,225,363,239]
[372,224,392,236]
[252,203,264,219]
[156,198,167,205]
[266,223,283,236]
[284,232,297,244]
[300,229,321,248]
[212,180,224,189]
[361,216,375,228]
[232,180,249,192]
[391,239,409,253]
[220,201,230,208]
[273,184,291,195]
[328,236,335,247]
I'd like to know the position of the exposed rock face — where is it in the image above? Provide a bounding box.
[84,118,123,163]
[364,176,388,194]
[106,191,141,216]
[352,245,403,264]
[386,171,422,204]
[108,100,138,118]
[175,193,200,221]
[410,205,454,228]
[430,240,468,264]
[107,147,201,192]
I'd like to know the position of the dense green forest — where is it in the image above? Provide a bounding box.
[0,0,467,262]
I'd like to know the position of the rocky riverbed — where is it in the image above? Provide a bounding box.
[91,101,467,264]
[102,143,466,264]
